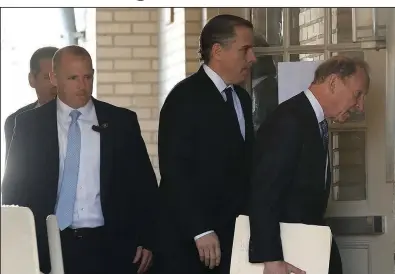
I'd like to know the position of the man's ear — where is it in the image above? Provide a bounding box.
[28,72,36,88]
[49,71,57,87]
[327,74,337,94]
[212,43,223,62]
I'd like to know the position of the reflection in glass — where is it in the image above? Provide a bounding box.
[251,49,282,131]
[289,8,325,46]
[331,131,367,201]
[251,8,283,46]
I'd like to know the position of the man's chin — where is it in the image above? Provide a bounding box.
[334,112,350,123]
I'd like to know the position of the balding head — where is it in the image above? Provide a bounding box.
[49,45,94,109]
[312,55,370,91]
[52,45,92,73]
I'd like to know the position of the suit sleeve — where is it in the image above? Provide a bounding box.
[249,113,302,263]
[4,114,15,161]
[158,92,213,240]
[128,112,159,251]
[2,115,28,205]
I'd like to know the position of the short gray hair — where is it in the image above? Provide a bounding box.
[312,55,370,89]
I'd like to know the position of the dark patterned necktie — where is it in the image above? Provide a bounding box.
[223,87,239,123]
[320,119,330,189]
[319,119,329,152]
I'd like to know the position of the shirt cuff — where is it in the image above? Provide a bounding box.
[194,230,214,241]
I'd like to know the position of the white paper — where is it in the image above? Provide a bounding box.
[46,215,65,274]
[1,206,41,274]
[230,215,332,274]
[278,61,322,104]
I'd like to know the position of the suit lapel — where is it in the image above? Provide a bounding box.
[297,93,329,191]
[196,67,245,141]
[298,93,327,159]
[92,98,113,204]
[196,66,228,105]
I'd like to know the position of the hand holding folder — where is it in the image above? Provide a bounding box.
[230,215,332,274]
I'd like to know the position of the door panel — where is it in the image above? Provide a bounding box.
[326,49,395,274]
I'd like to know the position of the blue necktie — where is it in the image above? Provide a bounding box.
[56,110,81,230]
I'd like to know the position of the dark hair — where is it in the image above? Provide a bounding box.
[312,56,370,89]
[30,46,59,74]
[52,45,92,72]
[199,14,253,64]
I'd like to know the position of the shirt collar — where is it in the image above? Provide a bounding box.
[304,89,325,123]
[203,64,234,93]
[56,97,94,121]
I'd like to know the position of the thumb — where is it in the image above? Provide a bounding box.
[287,263,305,274]
[133,246,143,264]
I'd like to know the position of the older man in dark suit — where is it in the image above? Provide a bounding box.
[249,56,370,274]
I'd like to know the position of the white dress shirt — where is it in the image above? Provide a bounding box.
[203,64,245,139]
[193,66,246,241]
[304,89,329,184]
[56,97,104,228]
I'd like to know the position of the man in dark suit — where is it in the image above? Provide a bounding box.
[248,56,370,274]
[2,45,158,274]
[251,35,278,132]
[4,46,59,158]
[154,14,256,274]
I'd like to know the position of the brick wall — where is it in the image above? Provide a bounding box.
[95,8,160,178]
[185,8,203,76]
[158,8,205,104]
[158,8,186,105]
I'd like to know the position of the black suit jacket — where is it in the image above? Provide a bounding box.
[4,101,37,159]
[249,92,333,262]
[252,76,278,132]
[157,66,253,263]
[1,98,158,273]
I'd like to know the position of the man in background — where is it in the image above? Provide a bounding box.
[249,56,370,274]
[251,35,278,132]
[4,46,58,158]
[2,45,158,274]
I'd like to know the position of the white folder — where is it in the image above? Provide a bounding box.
[230,215,332,274]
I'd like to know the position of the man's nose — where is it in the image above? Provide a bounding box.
[250,51,257,63]
[356,98,364,112]
[77,78,87,90]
